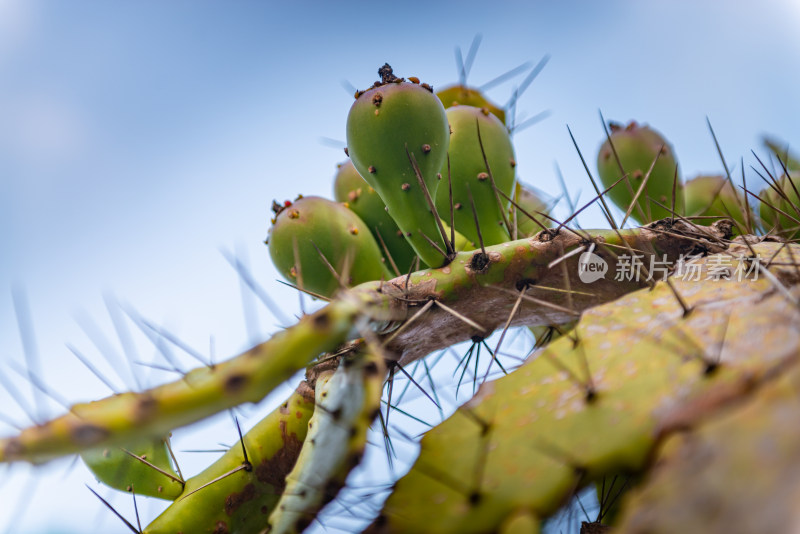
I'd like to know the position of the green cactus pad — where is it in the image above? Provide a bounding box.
[596,121,684,223]
[368,241,800,533]
[346,64,451,267]
[81,436,183,500]
[435,105,516,247]
[436,85,506,124]
[683,175,749,229]
[268,196,390,297]
[616,363,800,534]
[144,385,315,533]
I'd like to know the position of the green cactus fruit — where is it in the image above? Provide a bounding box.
[436,85,506,124]
[333,160,420,273]
[511,182,551,238]
[434,105,516,246]
[683,175,749,229]
[346,64,451,268]
[81,436,183,500]
[267,196,390,297]
[763,135,800,171]
[596,121,684,223]
[758,174,800,239]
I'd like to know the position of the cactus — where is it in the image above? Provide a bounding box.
[596,121,684,224]
[434,105,516,247]
[3,58,800,534]
[346,64,452,268]
[267,196,391,297]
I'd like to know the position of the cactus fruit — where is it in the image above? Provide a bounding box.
[334,160,419,273]
[436,85,506,124]
[682,175,749,229]
[758,174,800,239]
[511,182,551,238]
[144,385,315,533]
[81,436,184,500]
[268,196,390,297]
[434,105,516,246]
[346,64,452,267]
[596,121,684,223]
[763,135,800,171]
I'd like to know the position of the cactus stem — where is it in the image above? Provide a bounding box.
[433,300,486,333]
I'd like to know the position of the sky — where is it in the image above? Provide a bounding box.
[1,1,799,532]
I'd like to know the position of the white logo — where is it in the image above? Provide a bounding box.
[578,251,608,283]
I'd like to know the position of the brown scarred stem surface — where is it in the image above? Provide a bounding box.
[375,219,731,365]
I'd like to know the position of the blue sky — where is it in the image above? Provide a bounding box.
[1,1,799,532]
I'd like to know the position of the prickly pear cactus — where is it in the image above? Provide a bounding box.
[3,55,800,534]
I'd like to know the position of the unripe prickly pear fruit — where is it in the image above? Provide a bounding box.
[81,436,183,500]
[346,64,451,268]
[434,105,515,246]
[267,196,389,297]
[597,121,684,223]
[759,175,800,239]
[510,182,551,237]
[683,175,748,229]
[333,160,419,273]
[436,85,506,124]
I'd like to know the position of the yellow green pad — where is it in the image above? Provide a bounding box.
[369,241,800,533]
[617,364,800,533]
